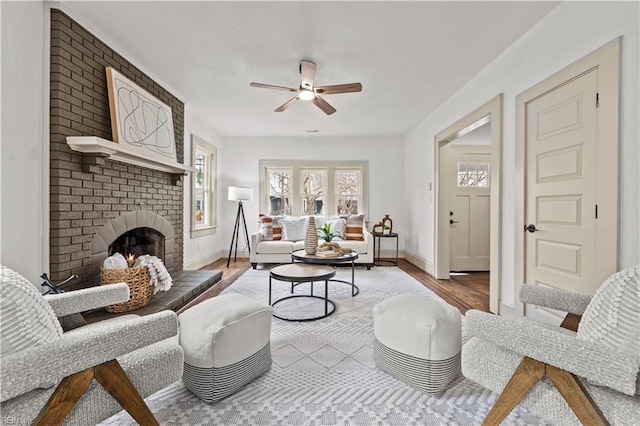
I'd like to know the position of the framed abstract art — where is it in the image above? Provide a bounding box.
[105,66,177,163]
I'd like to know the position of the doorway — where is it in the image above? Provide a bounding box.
[434,95,502,313]
[446,133,491,272]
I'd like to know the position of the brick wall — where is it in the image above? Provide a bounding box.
[49,9,184,288]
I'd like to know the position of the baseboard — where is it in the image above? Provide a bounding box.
[184,251,224,270]
[376,248,405,259]
[498,301,516,317]
[403,250,434,275]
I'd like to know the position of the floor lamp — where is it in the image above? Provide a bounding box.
[227,186,252,267]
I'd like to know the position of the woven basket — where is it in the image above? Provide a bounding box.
[100,266,152,313]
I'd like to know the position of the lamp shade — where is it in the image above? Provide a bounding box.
[228,186,253,202]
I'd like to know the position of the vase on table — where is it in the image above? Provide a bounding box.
[304,216,318,255]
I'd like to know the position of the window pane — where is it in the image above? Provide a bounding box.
[457,161,489,188]
[301,170,325,215]
[336,170,359,215]
[191,136,217,235]
[457,162,467,187]
[478,163,489,187]
[268,169,291,215]
[468,163,478,187]
[195,152,205,189]
[195,190,205,225]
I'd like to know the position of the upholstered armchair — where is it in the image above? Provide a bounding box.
[462,265,640,425]
[0,266,184,425]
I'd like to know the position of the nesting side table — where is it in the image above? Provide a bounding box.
[372,232,399,266]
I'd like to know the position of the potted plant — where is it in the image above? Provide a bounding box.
[383,224,390,235]
[317,223,344,242]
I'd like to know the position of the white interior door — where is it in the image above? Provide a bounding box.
[449,146,491,271]
[525,70,600,308]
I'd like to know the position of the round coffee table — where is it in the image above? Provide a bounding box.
[269,263,336,321]
[291,250,360,297]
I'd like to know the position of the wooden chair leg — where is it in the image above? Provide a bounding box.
[94,359,159,426]
[559,313,582,332]
[482,357,545,426]
[34,367,95,426]
[546,365,609,426]
[33,359,158,426]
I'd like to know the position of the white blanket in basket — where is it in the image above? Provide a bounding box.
[135,255,173,293]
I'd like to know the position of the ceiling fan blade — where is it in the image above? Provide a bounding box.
[300,60,317,90]
[315,82,362,95]
[275,96,299,112]
[311,95,336,115]
[250,82,298,92]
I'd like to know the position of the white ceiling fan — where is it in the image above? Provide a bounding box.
[250,60,362,115]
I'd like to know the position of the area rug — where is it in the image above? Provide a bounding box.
[102,267,545,425]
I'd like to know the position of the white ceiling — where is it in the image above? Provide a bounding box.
[62,1,559,137]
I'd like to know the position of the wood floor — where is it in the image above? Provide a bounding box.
[181,258,490,315]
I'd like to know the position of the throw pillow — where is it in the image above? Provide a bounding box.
[340,214,365,241]
[313,215,327,229]
[279,217,308,241]
[0,266,63,357]
[258,215,284,241]
[328,218,346,240]
[576,264,640,393]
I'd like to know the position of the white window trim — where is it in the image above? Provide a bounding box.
[259,160,368,216]
[190,134,217,238]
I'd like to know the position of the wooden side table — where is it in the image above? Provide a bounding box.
[372,232,399,266]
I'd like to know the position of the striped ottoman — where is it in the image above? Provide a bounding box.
[373,295,461,396]
[178,293,273,402]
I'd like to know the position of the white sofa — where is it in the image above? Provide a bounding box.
[250,215,373,269]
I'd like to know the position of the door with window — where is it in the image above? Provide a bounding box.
[448,145,491,271]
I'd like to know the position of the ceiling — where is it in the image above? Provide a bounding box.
[62,1,559,138]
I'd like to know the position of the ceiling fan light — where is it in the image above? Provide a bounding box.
[298,89,315,101]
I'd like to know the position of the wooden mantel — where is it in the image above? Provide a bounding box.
[66,136,195,175]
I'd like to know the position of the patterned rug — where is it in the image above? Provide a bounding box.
[102,266,545,425]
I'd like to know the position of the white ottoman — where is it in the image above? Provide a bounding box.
[373,295,461,395]
[178,293,273,402]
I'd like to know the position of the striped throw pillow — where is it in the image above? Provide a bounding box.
[258,215,283,241]
[340,214,365,241]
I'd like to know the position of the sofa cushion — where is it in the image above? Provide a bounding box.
[327,218,346,236]
[335,239,368,254]
[312,215,327,228]
[259,215,284,241]
[340,214,365,241]
[293,241,305,251]
[255,240,295,254]
[279,217,308,241]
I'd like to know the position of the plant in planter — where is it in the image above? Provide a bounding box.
[317,223,344,242]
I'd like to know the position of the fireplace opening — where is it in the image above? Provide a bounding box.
[108,227,165,261]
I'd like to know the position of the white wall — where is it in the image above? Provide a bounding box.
[1,2,47,284]
[404,1,640,312]
[182,107,227,269]
[220,136,405,255]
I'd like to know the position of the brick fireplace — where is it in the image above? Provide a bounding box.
[49,10,185,289]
